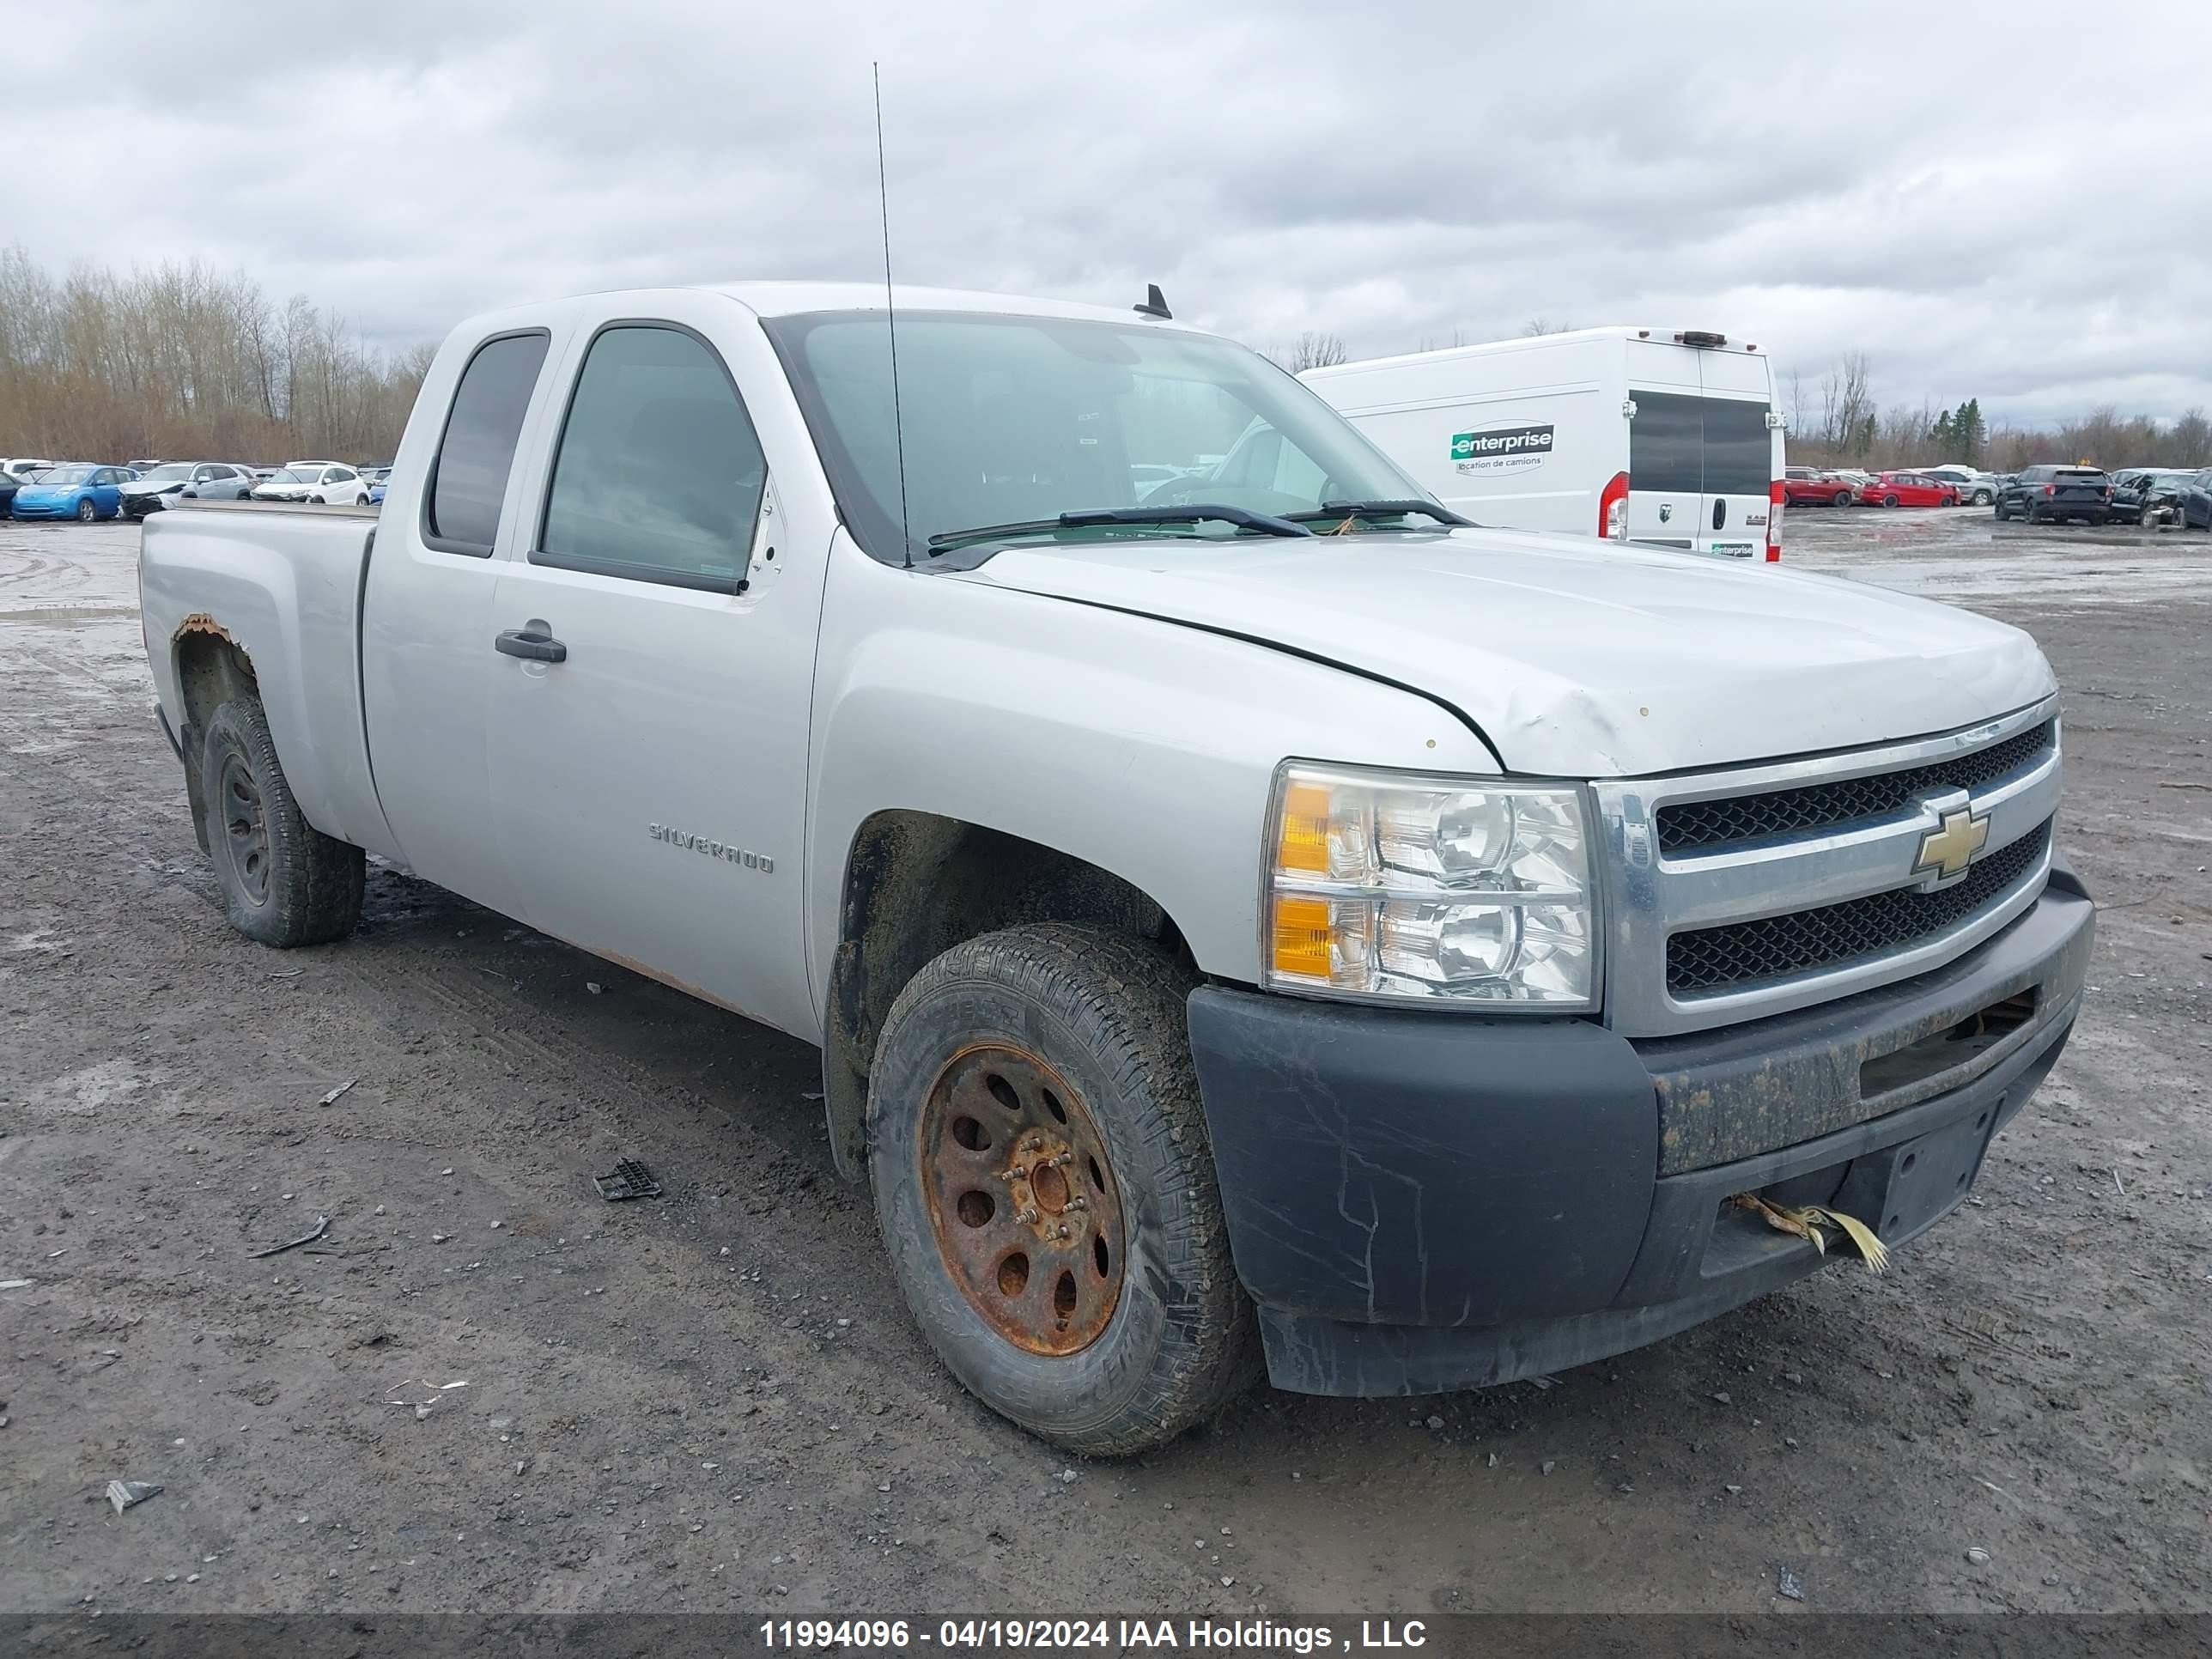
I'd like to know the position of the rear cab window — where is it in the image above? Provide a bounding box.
[423,330,552,555]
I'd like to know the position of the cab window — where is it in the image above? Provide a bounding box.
[534,324,768,592]
[425,330,552,555]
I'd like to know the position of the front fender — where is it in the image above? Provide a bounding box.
[805,538,1503,1003]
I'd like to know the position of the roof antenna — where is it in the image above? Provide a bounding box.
[873,63,914,569]
[1133,283,1171,320]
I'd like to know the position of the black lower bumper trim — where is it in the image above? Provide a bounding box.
[1255,1010,2069,1396]
[1187,867,2093,1398]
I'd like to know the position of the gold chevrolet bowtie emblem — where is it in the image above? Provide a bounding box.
[1915,806,1990,880]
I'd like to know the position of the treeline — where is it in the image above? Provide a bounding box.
[1783,352,2211,472]
[0,245,435,465]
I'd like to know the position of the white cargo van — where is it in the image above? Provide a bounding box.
[1303,327,1787,560]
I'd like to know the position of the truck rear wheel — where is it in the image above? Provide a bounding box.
[866,923,1256,1455]
[199,697,365,947]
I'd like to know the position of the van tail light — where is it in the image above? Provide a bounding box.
[1765,479,1784,561]
[1599,471,1630,540]
[2044,483,2057,496]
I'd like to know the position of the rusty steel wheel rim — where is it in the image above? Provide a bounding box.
[919,1043,1126,1357]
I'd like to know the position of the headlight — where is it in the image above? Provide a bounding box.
[1262,762,1599,1009]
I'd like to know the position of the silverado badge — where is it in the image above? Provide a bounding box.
[1914,806,1990,882]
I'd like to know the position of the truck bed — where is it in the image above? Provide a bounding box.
[173,499,382,520]
[140,499,401,861]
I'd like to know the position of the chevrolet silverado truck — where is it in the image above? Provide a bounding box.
[137,283,2092,1454]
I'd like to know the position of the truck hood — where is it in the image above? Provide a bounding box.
[962,527,2055,776]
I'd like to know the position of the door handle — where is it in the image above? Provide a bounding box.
[495,626,567,663]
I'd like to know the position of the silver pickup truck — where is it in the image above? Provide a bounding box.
[138,282,2092,1454]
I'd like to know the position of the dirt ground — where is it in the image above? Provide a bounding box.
[2,507,2208,1620]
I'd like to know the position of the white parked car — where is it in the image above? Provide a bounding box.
[5,456,57,477]
[120,461,258,518]
[1922,465,1997,507]
[251,462,370,505]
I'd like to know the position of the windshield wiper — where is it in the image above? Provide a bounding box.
[1289,499,1475,528]
[927,503,1315,554]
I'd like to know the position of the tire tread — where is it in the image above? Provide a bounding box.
[871,923,1258,1455]
[202,697,364,948]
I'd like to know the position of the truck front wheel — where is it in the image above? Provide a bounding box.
[867,923,1256,1455]
[199,697,365,947]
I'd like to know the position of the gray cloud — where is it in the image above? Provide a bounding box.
[14,0,2209,429]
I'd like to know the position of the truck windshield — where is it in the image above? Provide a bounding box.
[764,309,1426,562]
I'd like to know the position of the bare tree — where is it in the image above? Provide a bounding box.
[1277,331,1348,373]
[1521,318,1573,337]
[1832,352,1875,459]
[0,246,433,463]
[2170,407,2211,467]
[2057,404,2124,468]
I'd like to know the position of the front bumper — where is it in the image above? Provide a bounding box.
[122,494,173,518]
[1187,863,2094,1397]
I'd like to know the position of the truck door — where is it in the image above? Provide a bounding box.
[361,326,561,909]
[482,308,826,1042]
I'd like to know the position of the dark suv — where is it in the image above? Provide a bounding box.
[1995,465,2112,525]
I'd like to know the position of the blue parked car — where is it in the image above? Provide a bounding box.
[10,463,126,522]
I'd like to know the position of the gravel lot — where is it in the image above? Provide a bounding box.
[3,507,2208,1618]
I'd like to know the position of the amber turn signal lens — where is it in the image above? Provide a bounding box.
[1271,894,1333,978]
[1277,780,1332,874]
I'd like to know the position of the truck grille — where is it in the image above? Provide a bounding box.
[1667,820,2051,997]
[1656,721,2055,854]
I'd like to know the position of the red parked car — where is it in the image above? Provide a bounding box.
[1781,465,1857,507]
[1856,471,1960,508]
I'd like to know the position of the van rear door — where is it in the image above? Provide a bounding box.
[1696,347,1778,559]
[1625,343,1777,558]
[1623,342,1702,546]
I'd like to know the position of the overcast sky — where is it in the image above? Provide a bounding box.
[16,0,2210,429]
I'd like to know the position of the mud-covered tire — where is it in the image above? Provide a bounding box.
[199,697,364,947]
[867,923,1257,1455]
